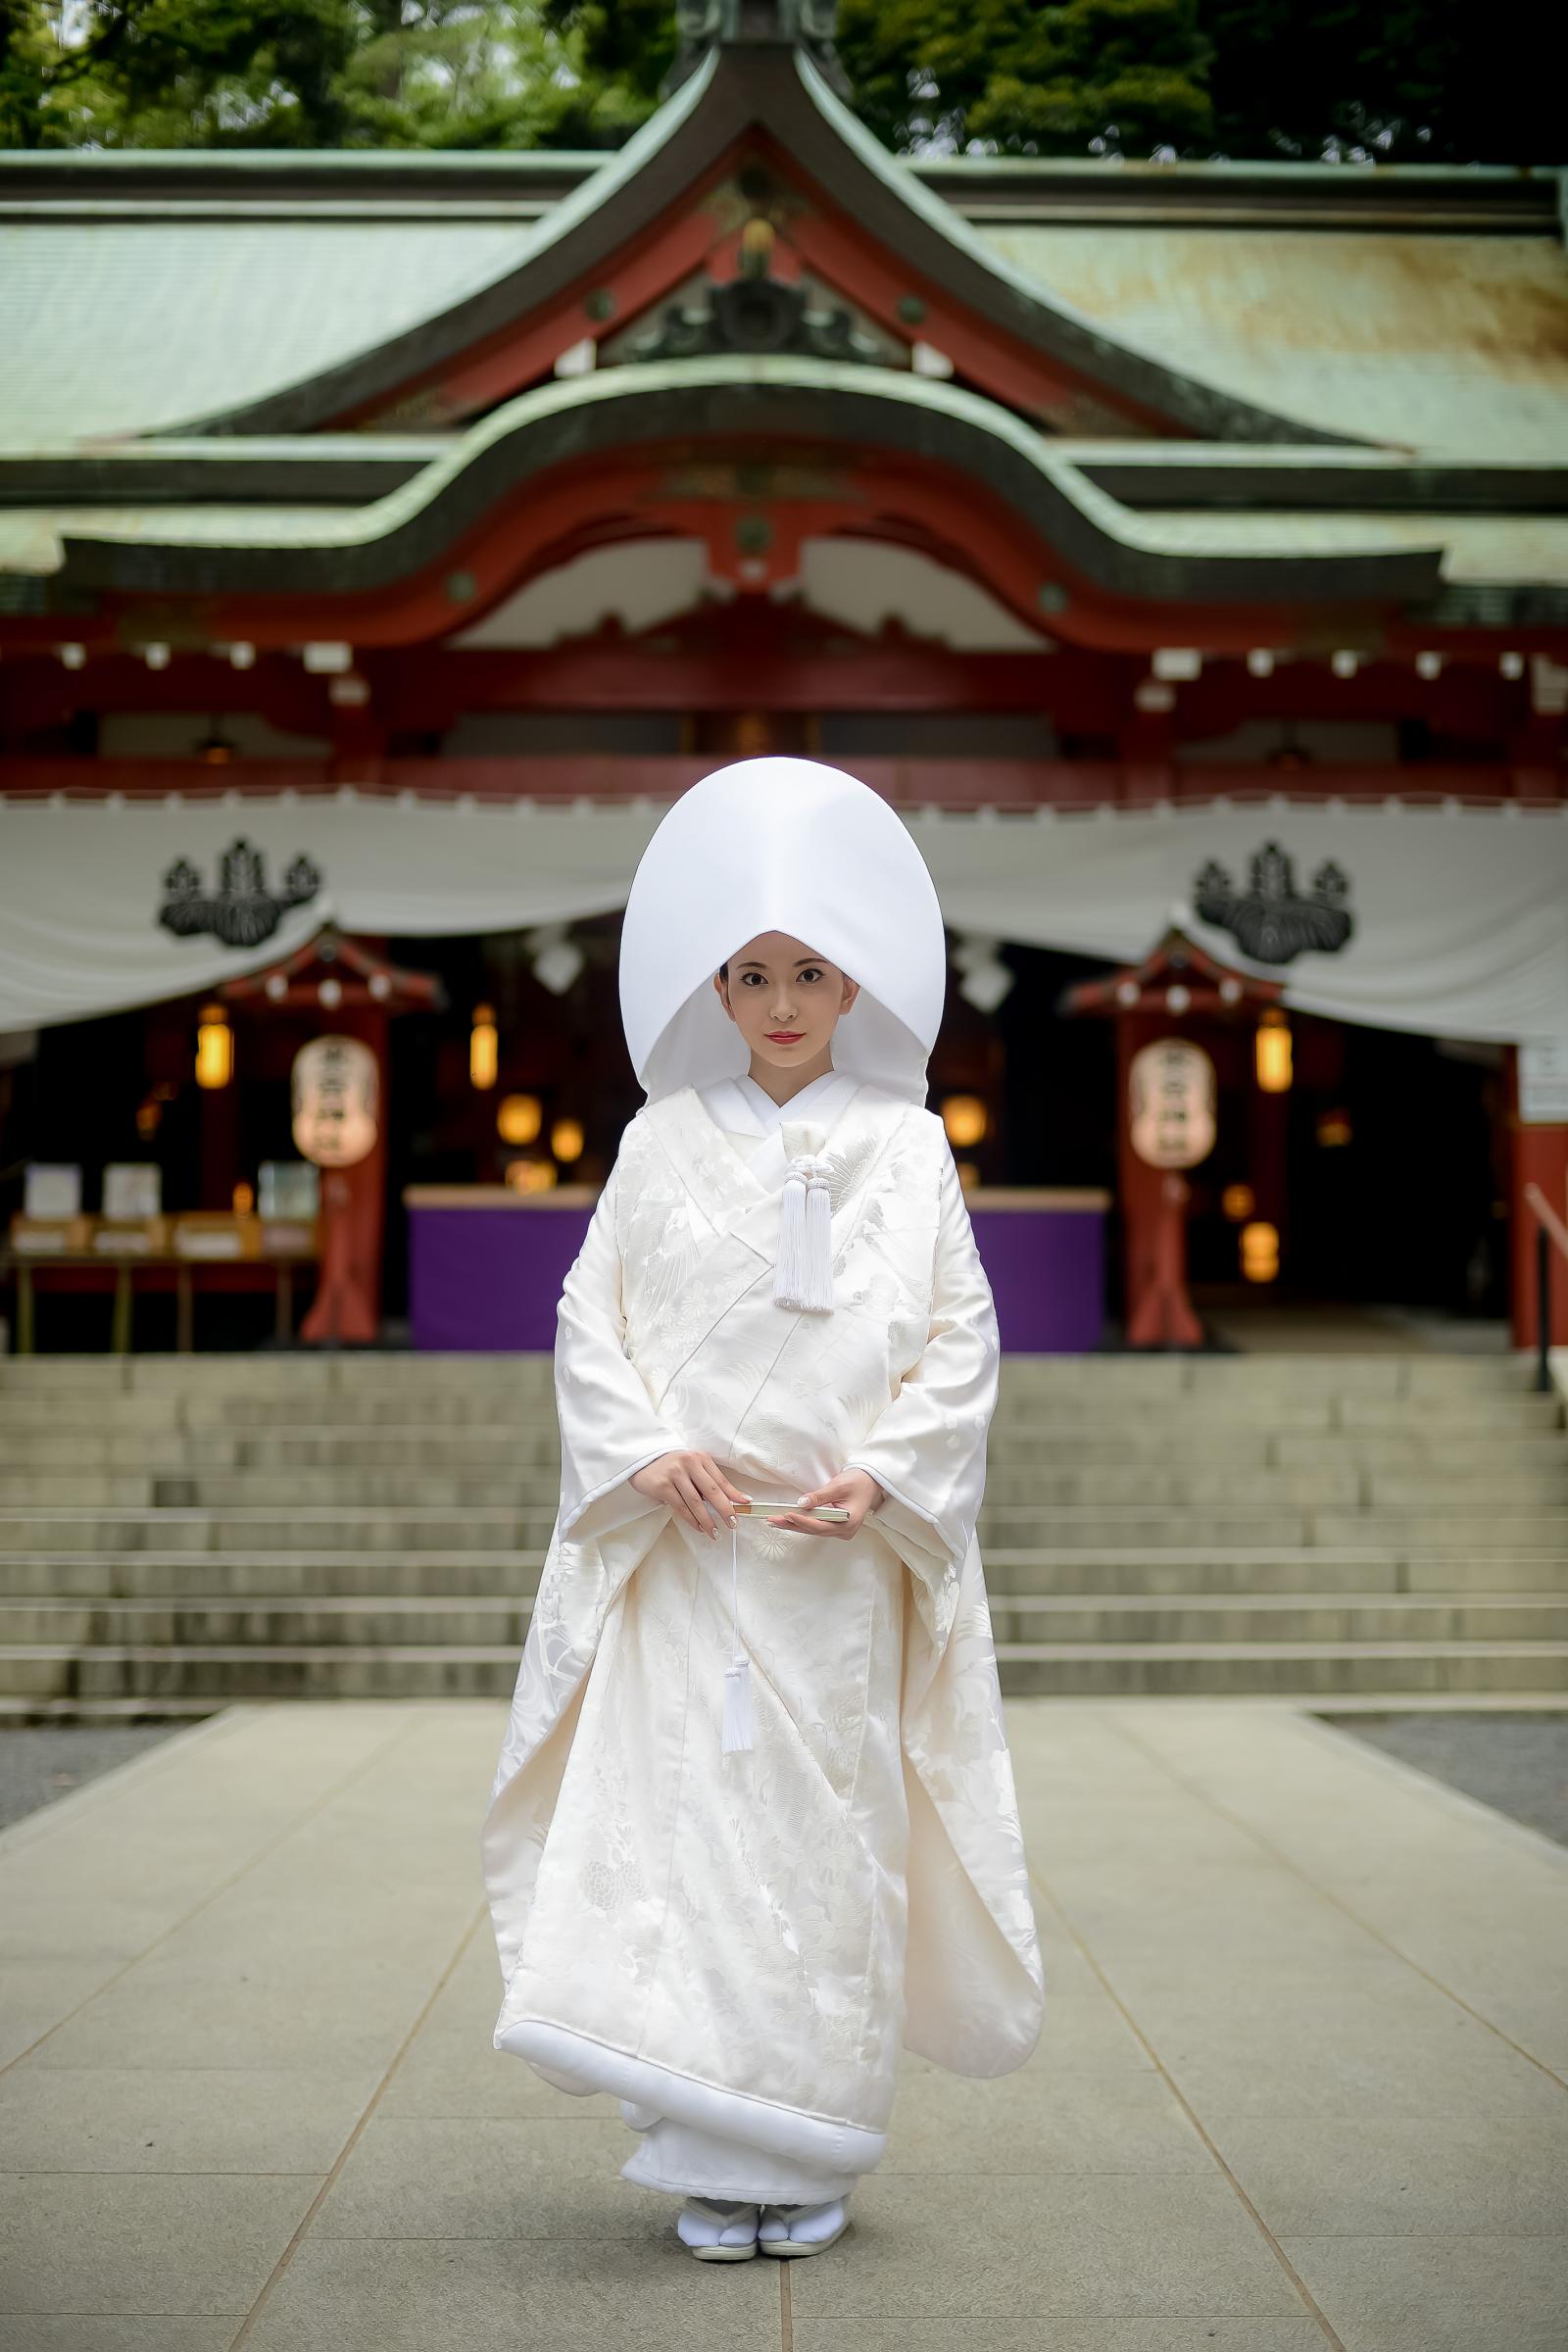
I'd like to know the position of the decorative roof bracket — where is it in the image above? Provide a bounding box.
[671,0,849,96]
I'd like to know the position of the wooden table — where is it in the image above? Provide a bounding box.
[0,1250,318,1354]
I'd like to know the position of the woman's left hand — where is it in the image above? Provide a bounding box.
[765,1467,885,1541]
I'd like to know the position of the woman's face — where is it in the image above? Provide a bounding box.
[712,931,858,1071]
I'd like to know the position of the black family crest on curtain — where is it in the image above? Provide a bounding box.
[158,839,321,949]
[1193,841,1354,965]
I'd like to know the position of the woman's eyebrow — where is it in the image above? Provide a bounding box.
[735,956,819,971]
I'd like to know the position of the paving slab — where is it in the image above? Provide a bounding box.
[0,1694,1563,2352]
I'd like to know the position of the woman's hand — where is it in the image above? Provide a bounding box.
[629,1450,751,1541]
[765,1467,885,1542]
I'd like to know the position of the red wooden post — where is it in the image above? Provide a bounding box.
[1506,1047,1568,1349]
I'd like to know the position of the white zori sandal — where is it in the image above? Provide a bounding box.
[676,2197,760,2261]
[759,2197,851,2257]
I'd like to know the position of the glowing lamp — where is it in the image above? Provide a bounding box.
[232,1182,254,1214]
[1241,1221,1280,1284]
[497,1094,542,1146]
[470,1004,499,1091]
[941,1094,988,1149]
[551,1117,585,1164]
[1222,1184,1255,1222]
[195,1004,233,1090]
[1316,1109,1352,1149]
[505,1158,558,1194]
[1255,1008,1293,1094]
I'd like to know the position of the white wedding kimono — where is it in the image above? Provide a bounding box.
[480,1067,1045,2203]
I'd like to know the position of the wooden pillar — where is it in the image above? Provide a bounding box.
[1115,1009,1203,1348]
[299,1004,389,1345]
[1506,1047,1568,1348]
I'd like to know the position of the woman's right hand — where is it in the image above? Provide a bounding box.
[629,1451,751,1540]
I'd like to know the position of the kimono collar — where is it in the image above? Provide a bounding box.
[698,1067,858,1145]
[642,1077,911,1302]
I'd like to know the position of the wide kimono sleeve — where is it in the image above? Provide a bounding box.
[844,1136,1000,1630]
[555,1151,686,1546]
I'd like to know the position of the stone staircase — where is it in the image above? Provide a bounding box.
[1,1350,1565,1718]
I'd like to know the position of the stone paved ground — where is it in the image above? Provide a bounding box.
[1,1697,1565,2352]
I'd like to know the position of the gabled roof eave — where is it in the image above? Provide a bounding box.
[172,40,1351,449]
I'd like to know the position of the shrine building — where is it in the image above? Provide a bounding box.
[2,2,1566,1355]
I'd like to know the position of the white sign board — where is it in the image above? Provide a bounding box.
[1518,1039,1568,1125]
[24,1164,80,1218]
[103,1162,162,1221]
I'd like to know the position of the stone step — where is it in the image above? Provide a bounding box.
[1,1501,1564,1553]
[993,1642,1568,1697]
[4,1425,1561,1475]
[3,1462,1561,1512]
[0,1392,1551,1448]
[0,1392,1554,1439]
[2,1546,1564,1600]
[7,1592,1567,1652]
[3,1543,1560,1599]
[0,1354,1543,1408]
[4,1636,1565,1707]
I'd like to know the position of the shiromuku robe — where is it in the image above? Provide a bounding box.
[480,1071,1045,2193]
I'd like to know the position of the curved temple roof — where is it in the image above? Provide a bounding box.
[0,45,1369,452]
[0,25,1562,623]
[0,361,1447,615]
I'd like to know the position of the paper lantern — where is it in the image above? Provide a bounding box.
[195,1004,232,1090]
[291,1036,378,1169]
[1255,1008,1293,1094]
[1241,1221,1280,1283]
[470,1004,499,1091]
[1129,1040,1216,1171]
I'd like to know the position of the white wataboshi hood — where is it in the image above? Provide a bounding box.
[617,756,950,1105]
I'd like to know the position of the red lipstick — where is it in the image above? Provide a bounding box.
[766,1030,804,1042]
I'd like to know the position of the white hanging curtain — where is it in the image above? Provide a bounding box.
[1,792,1565,1045]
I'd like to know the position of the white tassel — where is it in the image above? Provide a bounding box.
[722,1657,756,1754]
[720,1513,755,1754]
[774,1151,834,1312]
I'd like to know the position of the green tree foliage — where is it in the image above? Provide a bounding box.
[0,0,1539,161]
[837,0,1211,156]
[1,0,653,149]
[539,0,674,116]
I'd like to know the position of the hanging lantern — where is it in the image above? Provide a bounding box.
[291,1036,378,1169]
[1222,1183,1255,1222]
[1255,1007,1293,1094]
[551,1117,585,1164]
[470,1004,499,1090]
[196,717,236,765]
[497,1094,543,1146]
[941,1094,989,1149]
[1241,1221,1280,1283]
[1128,1040,1216,1170]
[195,1004,233,1090]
